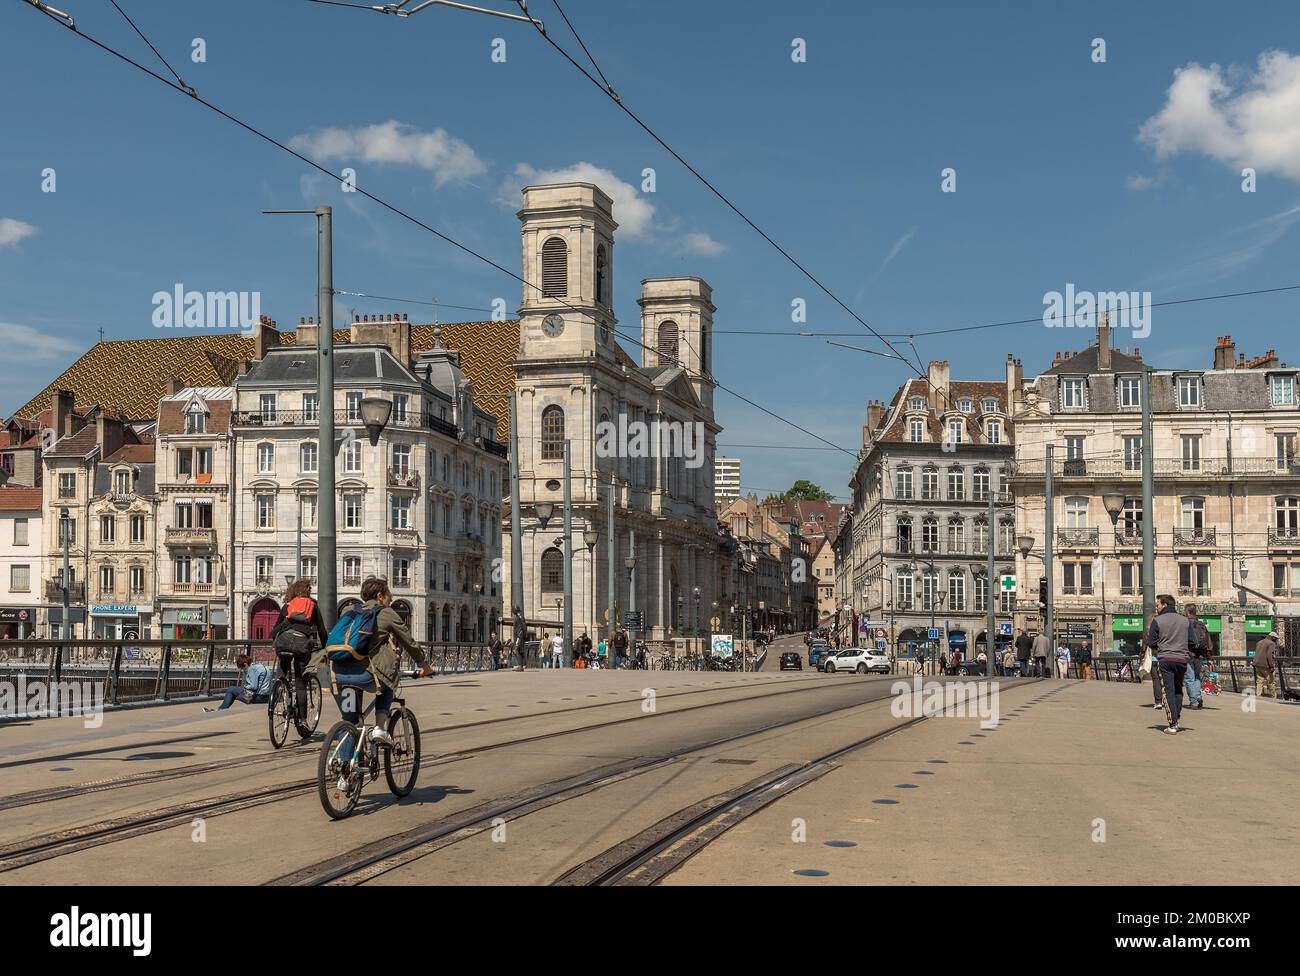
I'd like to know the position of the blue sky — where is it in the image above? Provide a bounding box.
[3,0,1299,499]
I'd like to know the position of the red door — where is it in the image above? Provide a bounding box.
[250,599,280,641]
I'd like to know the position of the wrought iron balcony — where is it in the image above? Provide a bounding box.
[1268,526,1300,547]
[1114,528,1157,547]
[1055,527,1099,547]
[1172,527,1216,548]
[387,468,420,489]
[45,581,86,602]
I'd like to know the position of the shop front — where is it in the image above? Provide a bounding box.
[89,603,152,640]
[0,606,36,640]
[160,606,230,640]
[1244,615,1273,656]
[1201,615,1223,655]
[1112,614,1144,656]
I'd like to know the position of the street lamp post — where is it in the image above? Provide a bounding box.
[625,536,637,665]
[583,527,599,640]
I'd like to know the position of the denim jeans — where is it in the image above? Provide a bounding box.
[332,670,393,726]
[218,686,269,709]
[1184,657,1202,704]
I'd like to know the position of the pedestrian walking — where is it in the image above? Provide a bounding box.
[1030,630,1050,677]
[614,626,629,668]
[550,632,565,670]
[1183,604,1209,709]
[1076,640,1093,680]
[1146,594,1191,734]
[1253,631,1280,699]
[1000,645,1015,677]
[1055,642,1071,679]
[1014,628,1032,677]
[938,649,948,675]
[488,630,503,672]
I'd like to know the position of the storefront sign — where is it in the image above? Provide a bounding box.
[0,608,32,623]
[1112,615,1144,632]
[1244,615,1273,634]
[90,604,146,617]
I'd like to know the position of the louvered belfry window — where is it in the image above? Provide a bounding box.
[540,405,565,460]
[541,237,568,297]
[658,320,679,364]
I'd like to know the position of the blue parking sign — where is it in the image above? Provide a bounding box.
[927,628,940,640]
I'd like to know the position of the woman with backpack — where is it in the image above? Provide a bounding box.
[270,579,329,720]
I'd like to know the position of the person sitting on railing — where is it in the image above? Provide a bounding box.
[207,653,274,711]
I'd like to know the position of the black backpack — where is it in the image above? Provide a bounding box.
[273,597,319,657]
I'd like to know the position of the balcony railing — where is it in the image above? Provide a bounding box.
[165,526,216,548]
[1114,528,1157,547]
[45,581,86,602]
[170,582,217,595]
[1269,526,1300,547]
[1055,527,1099,547]
[387,468,420,489]
[1016,456,1300,479]
[1172,527,1216,548]
[232,408,427,430]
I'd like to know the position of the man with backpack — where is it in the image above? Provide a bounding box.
[1183,603,1210,709]
[324,577,433,747]
[270,579,329,720]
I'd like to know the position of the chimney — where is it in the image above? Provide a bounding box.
[1005,354,1023,412]
[165,377,184,396]
[237,358,251,376]
[926,360,950,409]
[1098,312,1112,371]
[53,389,75,439]
[866,398,885,431]
[1214,334,1236,369]
[96,413,125,462]
[297,315,319,349]
[253,314,279,360]
[350,311,412,366]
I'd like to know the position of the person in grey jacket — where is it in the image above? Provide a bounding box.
[1254,632,1280,698]
[1030,631,1051,677]
[1146,594,1190,734]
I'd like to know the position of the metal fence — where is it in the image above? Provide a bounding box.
[1059,654,1298,695]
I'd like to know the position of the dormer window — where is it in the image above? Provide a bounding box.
[1060,377,1086,409]
[947,419,964,444]
[1178,375,1202,408]
[1271,374,1296,406]
[958,397,973,413]
[985,419,1002,444]
[185,405,207,434]
[909,418,924,443]
[981,397,998,413]
[1118,375,1141,408]
[113,469,131,495]
[908,396,924,411]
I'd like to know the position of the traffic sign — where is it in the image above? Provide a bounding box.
[1000,575,1017,592]
[876,638,887,650]
[622,611,644,630]
[998,622,1013,636]
[927,627,940,640]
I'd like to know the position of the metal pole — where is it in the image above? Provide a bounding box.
[315,206,337,628]
[606,475,616,660]
[987,477,996,677]
[295,497,302,580]
[1044,443,1055,674]
[509,391,524,666]
[562,440,573,666]
[1140,365,1156,629]
[628,527,636,666]
[60,507,70,640]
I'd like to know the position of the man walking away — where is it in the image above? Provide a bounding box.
[1183,605,1208,709]
[1076,640,1093,680]
[551,631,565,670]
[1015,628,1032,677]
[1055,642,1072,679]
[1254,631,1280,699]
[1030,630,1051,677]
[1146,594,1190,734]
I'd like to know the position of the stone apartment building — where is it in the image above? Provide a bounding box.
[846,358,1019,659]
[154,384,235,639]
[230,315,507,643]
[0,486,42,639]
[1010,327,1300,655]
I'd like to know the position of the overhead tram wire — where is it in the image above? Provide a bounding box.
[22,4,857,460]
[106,0,194,94]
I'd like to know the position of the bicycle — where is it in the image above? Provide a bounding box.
[317,683,421,820]
[268,654,323,749]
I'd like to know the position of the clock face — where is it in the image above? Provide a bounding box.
[542,314,565,338]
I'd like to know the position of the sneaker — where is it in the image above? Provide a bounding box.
[370,726,395,748]
[202,706,216,713]
[337,776,351,793]
[1162,725,1179,735]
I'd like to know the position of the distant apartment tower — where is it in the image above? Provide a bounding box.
[715,456,741,505]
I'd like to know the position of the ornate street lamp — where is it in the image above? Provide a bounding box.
[535,502,555,530]
[359,396,393,447]
[1101,492,1125,526]
[1017,533,1035,559]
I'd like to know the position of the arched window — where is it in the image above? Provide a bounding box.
[540,405,565,461]
[657,320,679,365]
[540,547,564,594]
[595,244,609,306]
[541,236,568,297]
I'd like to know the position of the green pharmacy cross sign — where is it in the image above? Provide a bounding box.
[999,575,1016,593]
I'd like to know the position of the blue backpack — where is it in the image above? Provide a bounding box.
[326,604,384,664]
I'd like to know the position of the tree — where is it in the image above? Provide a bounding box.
[782,480,833,501]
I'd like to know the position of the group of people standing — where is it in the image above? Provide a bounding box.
[1011,629,1091,678]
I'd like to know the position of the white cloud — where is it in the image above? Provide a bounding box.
[0,218,37,247]
[0,321,80,361]
[680,231,727,256]
[1124,171,1167,191]
[289,120,486,188]
[501,161,656,238]
[1139,50,1300,183]
[1145,200,1300,288]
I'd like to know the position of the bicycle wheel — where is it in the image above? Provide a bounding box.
[295,672,323,739]
[318,720,363,819]
[268,679,291,750]
[383,707,421,797]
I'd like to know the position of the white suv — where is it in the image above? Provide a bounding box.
[823,647,890,674]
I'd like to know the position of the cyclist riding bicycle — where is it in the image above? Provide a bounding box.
[322,577,433,751]
[270,579,328,720]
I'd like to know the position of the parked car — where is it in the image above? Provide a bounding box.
[779,651,803,671]
[948,656,990,676]
[809,641,831,669]
[824,647,890,675]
